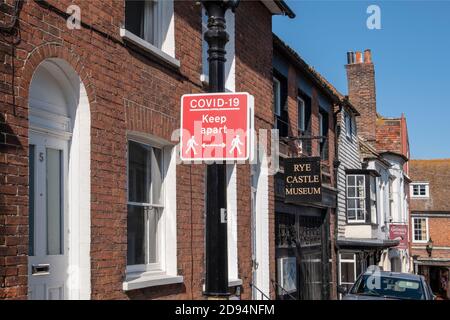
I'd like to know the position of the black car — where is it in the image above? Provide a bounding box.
[339,270,436,300]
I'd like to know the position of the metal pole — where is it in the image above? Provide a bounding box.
[201,0,239,297]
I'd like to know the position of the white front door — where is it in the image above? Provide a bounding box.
[28,132,68,300]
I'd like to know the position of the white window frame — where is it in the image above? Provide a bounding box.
[121,0,179,68]
[273,77,281,117]
[346,174,366,223]
[123,0,165,48]
[338,253,357,290]
[412,217,429,243]
[388,177,394,221]
[345,111,352,139]
[370,176,378,225]
[126,138,165,274]
[410,183,429,198]
[123,133,182,290]
[297,96,305,133]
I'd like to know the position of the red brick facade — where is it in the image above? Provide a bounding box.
[235,0,276,300]
[0,0,280,300]
[346,50,377,147]
[410,159,450,260]
[273,37,338,299]
[410,160,450,298]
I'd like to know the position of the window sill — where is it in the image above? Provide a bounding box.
[346,221,377,226]
[201,279,243,291]
[200,74,209,85]
[228,278,243,287]
[123,272,184,291]
[120,28,180,69]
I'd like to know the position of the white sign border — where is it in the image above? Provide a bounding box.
[180,92,253,162]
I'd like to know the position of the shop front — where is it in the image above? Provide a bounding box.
[274,163,336,300]
[336,239,399,296]
[415,259,450,299]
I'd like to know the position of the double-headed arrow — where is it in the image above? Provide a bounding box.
[202,142,226,148]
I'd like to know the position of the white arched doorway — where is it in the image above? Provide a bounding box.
[28,58,91,300]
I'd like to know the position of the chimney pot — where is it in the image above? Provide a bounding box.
[364,49,372,63]
[347,51,355,64]
[355,51,363,63]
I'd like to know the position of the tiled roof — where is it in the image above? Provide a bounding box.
[359,136,379,159]
[376,116,403,156]
[359,136,391,167]
[274,0,296,18]
[410,159,450,212]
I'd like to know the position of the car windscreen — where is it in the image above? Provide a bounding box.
[350,275,425,300]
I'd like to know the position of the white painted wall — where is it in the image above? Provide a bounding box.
[251,154,270,299]
[344,225,372,238]
[164,145,178,277]
[160,0,175,58]
[68,77,91,300]
[365,160,391,240]
[227,164,238,282]
[381,154,410,272]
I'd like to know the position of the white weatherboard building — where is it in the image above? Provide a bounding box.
[379,152,411,273]
[335,107,400,294]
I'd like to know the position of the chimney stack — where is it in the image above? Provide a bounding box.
[345,49,377,146]
[346,49,372,64]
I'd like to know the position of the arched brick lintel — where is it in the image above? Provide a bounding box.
[18,43,97,105]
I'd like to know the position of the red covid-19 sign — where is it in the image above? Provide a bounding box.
[180,92,253,161]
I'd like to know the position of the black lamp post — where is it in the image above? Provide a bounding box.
[426,238,433,257]
[201,0,239,298]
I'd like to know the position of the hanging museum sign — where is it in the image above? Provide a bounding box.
[284,157,322,203]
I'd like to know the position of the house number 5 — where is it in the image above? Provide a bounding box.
[39,152,44,162]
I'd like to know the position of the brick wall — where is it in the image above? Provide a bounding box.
[410,160,450,262]
[272,42,338,299]
[346,50,377,146]
[235,0,274,299]
[411,217,450,259]
[376,118,401,154]
[0,0,275,300]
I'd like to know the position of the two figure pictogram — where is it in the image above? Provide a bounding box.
[185,135,243,155]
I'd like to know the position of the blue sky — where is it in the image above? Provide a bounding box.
[273,0,450,159]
